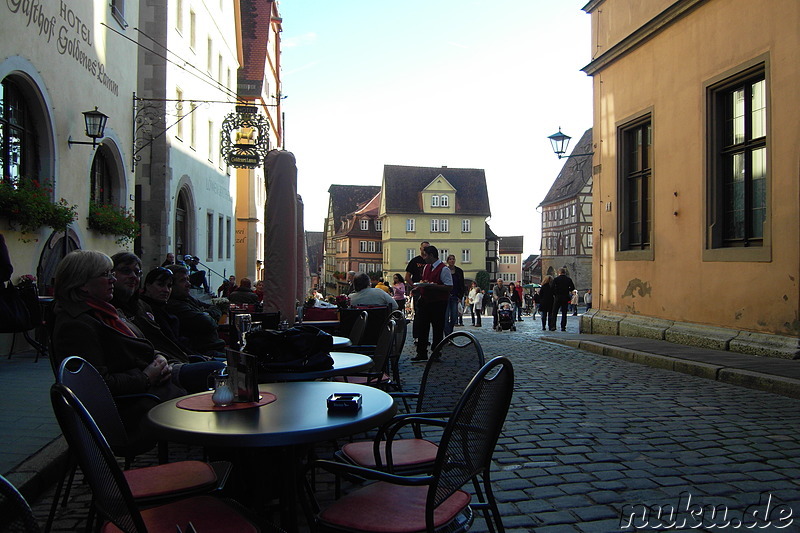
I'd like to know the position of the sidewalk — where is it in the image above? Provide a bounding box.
[543,332,800,400]
[4,314,800,531]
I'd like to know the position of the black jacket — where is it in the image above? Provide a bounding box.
[538,283,555,312]
[552,274,575,299]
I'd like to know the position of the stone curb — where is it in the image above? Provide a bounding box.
[543,337,800,400]
[4,437,69,505]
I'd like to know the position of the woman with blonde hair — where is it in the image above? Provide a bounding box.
[52,250,185,437]
[538,275,556,331]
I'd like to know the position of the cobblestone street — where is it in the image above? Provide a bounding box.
[23,312,800,531]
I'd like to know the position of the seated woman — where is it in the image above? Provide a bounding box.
[139,266,194,354]
[52,251,181,435]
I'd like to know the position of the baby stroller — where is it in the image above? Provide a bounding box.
[495,296,516,332]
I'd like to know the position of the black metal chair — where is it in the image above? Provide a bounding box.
[346,310,369,347]
[334,320,396,390]
[45,357,230,533]
[313,356,514,533]
[384,309,407,391]
[336,331,486,473]
[0,473,40,533]
[50,383,259,533]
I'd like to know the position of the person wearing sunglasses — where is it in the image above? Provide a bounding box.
[111,253,225,393]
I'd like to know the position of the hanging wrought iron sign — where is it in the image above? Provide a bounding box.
[220,105,270,168]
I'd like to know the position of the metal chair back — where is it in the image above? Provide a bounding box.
[348,310,368,345]
[50,383,147,533]
[0,473,40,533]
[417,331,486,415]
[427,356,514,532]
[57,356,130,451]
[366,319,396,386]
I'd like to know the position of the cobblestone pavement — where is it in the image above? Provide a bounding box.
[27,312,800,532]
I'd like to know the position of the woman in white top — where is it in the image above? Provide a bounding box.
[471,288,483,327]
[467,281,479,326]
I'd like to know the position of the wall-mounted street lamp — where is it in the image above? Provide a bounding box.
[68,107,109,149]
[547,127,593,159]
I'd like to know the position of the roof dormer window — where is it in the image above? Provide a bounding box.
[431,195,440,207]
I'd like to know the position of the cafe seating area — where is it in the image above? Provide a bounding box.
[37,301,515,533]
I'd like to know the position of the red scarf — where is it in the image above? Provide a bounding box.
[86,298,136,337]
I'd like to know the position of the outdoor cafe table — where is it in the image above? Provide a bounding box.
[257,351,372,382]
[331,335,351,347]
[146,381,397,530]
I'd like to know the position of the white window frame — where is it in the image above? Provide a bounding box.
[462,219,471,232]
[359,241,368,253]
[375,219,382,232]
[441,195,449,207]
[407,248,415,262]
[406,219,415,232]
[367,241,376,253]
[462,249,471,263]
[430,219,440,232]
[431,195,440,207]
[441,219,449,232]
[360,219,369,231]
[439,249,449,261]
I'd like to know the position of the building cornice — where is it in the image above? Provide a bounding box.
[582,0,709,76]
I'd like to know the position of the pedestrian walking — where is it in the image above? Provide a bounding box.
[550,268,575,331]
[538,276,555,331]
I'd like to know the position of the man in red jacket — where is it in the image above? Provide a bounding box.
[410,246,453,362]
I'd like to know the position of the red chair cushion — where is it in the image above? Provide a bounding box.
[341,439,439,469]
[101,495,258,533]
[319,482,470,533]
[123,461,217,499]
[303,307,338,321]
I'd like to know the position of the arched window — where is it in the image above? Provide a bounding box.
[90,146,115,205]
[440,194,449,207]
[0,78,39,184]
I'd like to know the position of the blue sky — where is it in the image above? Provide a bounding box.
[279,0,593,257]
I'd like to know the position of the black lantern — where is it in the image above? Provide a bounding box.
[547,128,593,159]
[69,107,109,149]
[547,128,571,158]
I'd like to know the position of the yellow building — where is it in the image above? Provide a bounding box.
[379,165,491,283]
[581,0,799,357]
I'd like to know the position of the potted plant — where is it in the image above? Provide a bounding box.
[0,178,78,237]
[87,201,141,246]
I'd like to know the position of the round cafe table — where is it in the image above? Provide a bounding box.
[257,352,372,382]
[146,381,396,448]
[147,381,397,531]
[331,335,352,347]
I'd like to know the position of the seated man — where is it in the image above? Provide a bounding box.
[185,255,210,293]
[228,277,261,306]
[166,264,227,357]
[348,272,398,310]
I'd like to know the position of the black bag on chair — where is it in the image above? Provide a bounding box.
[244,325,334,373]
[0,281,35,333]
